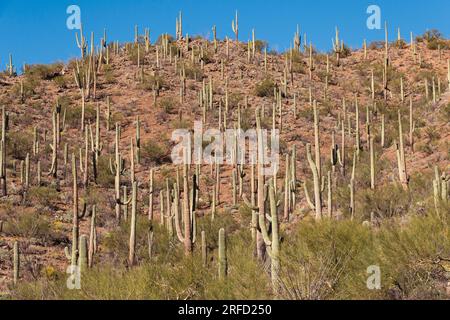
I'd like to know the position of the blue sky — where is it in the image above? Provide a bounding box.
[1,0,449,69]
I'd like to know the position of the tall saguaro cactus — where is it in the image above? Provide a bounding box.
[48,102,62,182]
[396,111,409,190]
[267,179,281,294]
[75,24,87,59]
[231,11,239,42]
[332,27,342,66]
[0,106,8,196]
[305,144,323,220]
[447,59,450,88]
[174,163,197,255]
[7,54,15,76]
[218,228,227,279]
[110,123,127,221]
[176,11,183,40]
[13,241,19,286]
[255,108,266,260]
[129,181,138,266]
[67,154,88,267]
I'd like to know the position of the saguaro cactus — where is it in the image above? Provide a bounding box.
[447,59,450,88]
[78,235,88,272]
[370,137,375,190]
[135,117,141,164]
[313,101,322,179]
[176,11,183,40]
[67,154,88,267]
[48,103,62,181]
[174,163,197,255]
[218,228,227,279]
[110,123,127,221]
[88,205,97,268]
[409,98,416,152]
[148,169,154,221]
[75,24,87,58]
[231,11,239,42]
[129,181,138,266]
[332,27,342,66]
[305,144,323,220]
[256,108,266,260]
[0,106,8,196]
[13,241,19,286]
[433,167,449,216]
[267,179,280,294]
[7,54,15,76]
[396,111,409,190]
[294,25,301,52]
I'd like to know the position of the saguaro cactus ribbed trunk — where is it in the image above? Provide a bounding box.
[69,155,87,267]
[129,181,138,266]
[396,111,409,190]
[174,163,196,256]
[218,228,227,279]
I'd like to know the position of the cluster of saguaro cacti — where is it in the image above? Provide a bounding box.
[242,108,281,292]
[2,13,448,296]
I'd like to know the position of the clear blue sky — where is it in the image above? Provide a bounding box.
[1,0,449,68]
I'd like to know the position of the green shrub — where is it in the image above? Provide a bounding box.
[10,212,450,300]
[138,73,166,91]
[53,75,69,89]
[12,77,39,100]
[441,103,450,122]
[7,132,33,160]
[279,219,374,300]
[393,39,407,49]
[181,63,203,81]
[96,155,115,188]
[65,104,96,128]
[25,63,63,80]
[158,97,176,114]
[253,40,268,53]
[2,208,52,241]
[142,136,171,165]
[28,186,60,209]
[357,184,411,220]
[103,216,155,265]
[128,45,145,65]
[103,65,116,84]
[255,78,275,97]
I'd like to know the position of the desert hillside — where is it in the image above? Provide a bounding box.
[0,24,449,300]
